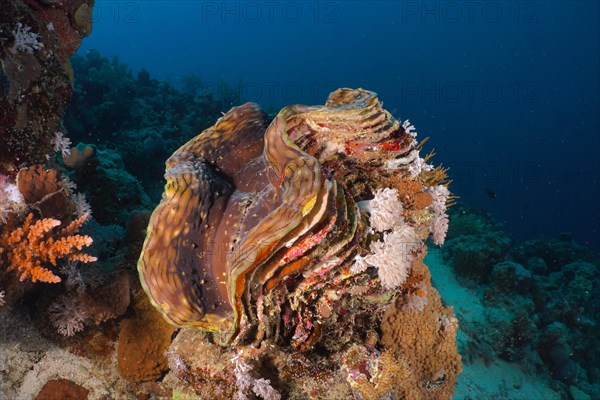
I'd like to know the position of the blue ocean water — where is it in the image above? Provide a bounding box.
[79,0,599,253]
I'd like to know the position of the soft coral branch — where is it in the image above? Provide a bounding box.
[1,213,96,283]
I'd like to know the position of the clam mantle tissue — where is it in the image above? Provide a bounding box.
[137,88,452,348]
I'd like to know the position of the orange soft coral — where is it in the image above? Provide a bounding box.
[0,213,96,283]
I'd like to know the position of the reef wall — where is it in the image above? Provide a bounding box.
[0,0,99,307]
[0,0,94,168]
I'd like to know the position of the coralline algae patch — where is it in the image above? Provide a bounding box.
[138,88,460,398]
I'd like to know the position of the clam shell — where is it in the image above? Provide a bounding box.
[138,88,444,347]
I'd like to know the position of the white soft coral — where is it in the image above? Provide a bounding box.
[353,224,420,289]
[9,23,44,55]
[358,188,404,233]
[51,131,72,158]
[231,352,281,400]
[0,176,26,224]
[71,192,92,218]
[354,188,421,288]
[164,349,189,375]
[408,155,434,178]
[427,185,450,245]
[402,119,418,138]
[48,295,87,337]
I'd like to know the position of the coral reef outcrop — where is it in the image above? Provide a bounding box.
[0,0,99,309]
[64,50,233,200]
[2,3,463,393]
[443,207,600,399]
[139,88,460,398]
[64,146,152,226]
[443,205,511,283]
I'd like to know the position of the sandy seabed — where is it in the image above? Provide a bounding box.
[0,249,562,399]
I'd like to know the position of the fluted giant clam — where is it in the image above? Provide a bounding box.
[137,88,451,348]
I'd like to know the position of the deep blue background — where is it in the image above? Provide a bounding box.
[79,0,600,251]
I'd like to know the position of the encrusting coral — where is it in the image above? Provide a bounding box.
[0,212,96,283]
[379,253,461,399]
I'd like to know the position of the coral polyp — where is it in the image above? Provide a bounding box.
[138,88,451,348]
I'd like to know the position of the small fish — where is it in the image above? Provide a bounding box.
[484,188,497,199]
